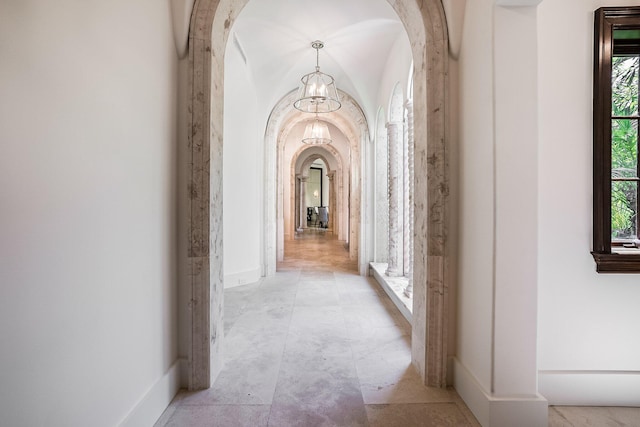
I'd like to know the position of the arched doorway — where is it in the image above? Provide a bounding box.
[264,89,369,274]
[184,0,449,390]
[291,148,343,239]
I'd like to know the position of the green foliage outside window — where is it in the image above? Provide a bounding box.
[611,56,639,238]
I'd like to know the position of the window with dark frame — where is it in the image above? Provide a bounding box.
[611,32,639,244]
[593,7,640,272]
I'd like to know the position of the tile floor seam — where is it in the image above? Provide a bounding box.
[337,273,372,415]
[265,267,300,426]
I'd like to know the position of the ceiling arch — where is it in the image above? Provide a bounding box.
[294,145,342,177]
[266,89,369,153]
[230,0,409,129]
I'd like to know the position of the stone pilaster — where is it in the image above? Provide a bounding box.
[328,171,336,231]
[375,120,389,263]
[404,99,414,297]
[386,122,402,277]
[298,175,308,231]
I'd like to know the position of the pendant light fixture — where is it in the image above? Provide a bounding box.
[293,40,341,113]
[302,114,332,145]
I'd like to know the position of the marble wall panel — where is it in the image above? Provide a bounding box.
[391,0,450,387]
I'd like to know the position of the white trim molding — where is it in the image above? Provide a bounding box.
[454,358,548,427]
[539,370,640,406]
[224,267,261,289]
[118,360,182,427]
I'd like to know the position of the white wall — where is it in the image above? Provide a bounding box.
[453,1,547,425]
[537,0,640,406]
[0,1,179,426]
[223,32,262,287]
[450,0,640,420]
[375,32,413,127]
[455,0,497,398]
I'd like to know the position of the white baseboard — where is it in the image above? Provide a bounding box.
[224,267,261,288]
[118,359,182,427]
[453,358,548,427]
[539,370,640,406]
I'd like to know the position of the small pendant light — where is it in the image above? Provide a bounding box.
[302,114,332,145]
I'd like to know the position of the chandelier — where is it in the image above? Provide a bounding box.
[293,40,341,113]
[302,115,332,145]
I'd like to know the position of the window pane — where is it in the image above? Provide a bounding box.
[612,55,639,117]
[611,119,638,177]
[612,180,638,239]
[614,29,640,40]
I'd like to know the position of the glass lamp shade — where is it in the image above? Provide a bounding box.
[302,118,332,145]
[293,70,341,113]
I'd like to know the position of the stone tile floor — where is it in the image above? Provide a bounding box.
[156,231,478,426]
[548,406,640,427]
[155,230,640,426]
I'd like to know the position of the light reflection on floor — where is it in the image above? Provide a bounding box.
[155,231,473,426]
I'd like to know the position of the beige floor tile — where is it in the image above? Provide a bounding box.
[268,399,368,427]
[366,403,473,427]
[549,406,640,427]
[161,405,270,427]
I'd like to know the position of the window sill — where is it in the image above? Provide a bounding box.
[592,251,640,273]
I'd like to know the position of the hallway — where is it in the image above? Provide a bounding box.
[155,232,479,426]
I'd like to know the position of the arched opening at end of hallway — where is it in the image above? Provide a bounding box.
[264,89,369,274]
[282,144,358,273]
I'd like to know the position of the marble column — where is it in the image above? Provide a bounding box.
[404,99,414,297]
[328,171,336,232]
[386,122,402,277]
[297,175,308,231]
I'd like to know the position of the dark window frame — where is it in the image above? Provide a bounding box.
[592,6,640,273]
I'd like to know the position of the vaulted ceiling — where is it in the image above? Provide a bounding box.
[230,0,409,128]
